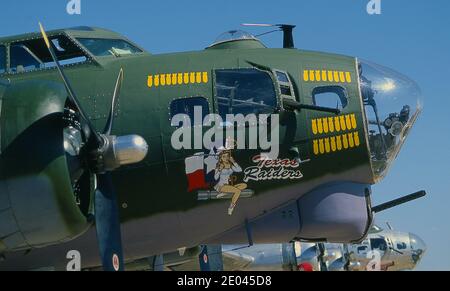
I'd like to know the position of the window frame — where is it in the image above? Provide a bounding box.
[0,45,6,74]
[370,238,388,251]
[357,245,368,254]
[9,44,45,73]
[312,85,349,110]
[213,67,280,119]
[5,33,94,75]
[273,69,296,101]
[76,37,145,58]
[396,242,407,250]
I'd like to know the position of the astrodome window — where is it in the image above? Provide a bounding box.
[359,60,423,182]
[78,38,142,57]
[210,30,258,47]
[215,68,277,119]
[0,45,6,73]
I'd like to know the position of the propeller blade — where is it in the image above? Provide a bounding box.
[38,22,101,147]
[94,173,124,271]
[104,68,124,135]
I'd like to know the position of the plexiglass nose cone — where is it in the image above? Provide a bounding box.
[409,233,427,264]
[359,60,423,182]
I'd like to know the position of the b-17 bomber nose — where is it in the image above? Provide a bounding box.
[359,60,423,182]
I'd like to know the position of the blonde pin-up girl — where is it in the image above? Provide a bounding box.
[214,150,247,215]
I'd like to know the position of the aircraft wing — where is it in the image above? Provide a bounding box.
[167,251,254,271]
[222,251,254,271]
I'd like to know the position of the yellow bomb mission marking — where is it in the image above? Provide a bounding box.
[303,70,352,83]
[148,72,209,88]
[311,113,360,156]
[311,114,357,135]
[313,132,361,156]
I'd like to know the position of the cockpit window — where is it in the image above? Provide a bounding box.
[0,45,6,74]
[10,45,42,73]
[215,68,277,119]
[9,35,88,73]
[359,60,422,182]
[77,38,142,57]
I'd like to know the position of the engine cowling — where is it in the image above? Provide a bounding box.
[0,80,91,253]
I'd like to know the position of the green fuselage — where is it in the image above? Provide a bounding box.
[0,27,376,269]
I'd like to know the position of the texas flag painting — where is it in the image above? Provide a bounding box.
[185,150,218,192]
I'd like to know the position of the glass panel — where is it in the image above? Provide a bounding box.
[78,38,142,57]
[211,30,257,46]
[313,86,348,109]
[359,60,423,182]
[370,238,387,251]
[397,242,407,250]
[280,85,292,96]
[10,45,42,72]
[0,46,5,73]
[170,97,209,127]
[357,246,368,254]
[10,35,88,73]
[215,68,277,119]
[276,71,290,83]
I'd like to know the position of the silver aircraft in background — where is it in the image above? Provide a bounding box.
[218,224,426,271]
[134,223,426,271]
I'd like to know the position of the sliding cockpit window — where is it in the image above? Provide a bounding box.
[0,45,6,74]
[9,35,89,73]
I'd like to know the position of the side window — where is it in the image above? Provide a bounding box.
[0,45,5,74]
[215,68,277,119]
[397,242,407,250]
[370,238,387,251]
[274,70,295,100]
[313,86,348,110]
[170,97,209,127]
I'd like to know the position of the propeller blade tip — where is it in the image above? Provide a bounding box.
[38,22,51,48]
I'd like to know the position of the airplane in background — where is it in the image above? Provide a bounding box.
[0,23,425,271]
[136,224,426,272]
[299,224,427,271]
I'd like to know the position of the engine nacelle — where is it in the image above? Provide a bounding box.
[0,80,91,253]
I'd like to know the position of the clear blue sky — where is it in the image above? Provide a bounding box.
[1,0,449,270]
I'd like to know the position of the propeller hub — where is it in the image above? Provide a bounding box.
[94,134,148,173]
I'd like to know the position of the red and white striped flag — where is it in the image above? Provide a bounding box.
[185,153,209,192]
